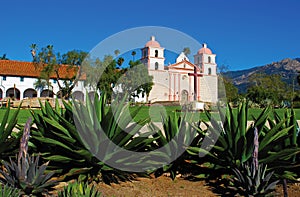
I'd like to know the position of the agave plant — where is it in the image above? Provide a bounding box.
[229,162,279,196]
[58,181,102,197]
[72,93,156,176]
[0,118,57,196]
[259,108,300,180]
[0,184,21,197]
[229,127,278,196]
[187,100,300,178]
[148,112,199,180]
[30,93,155,183]
[0,101,22,160]
[0,155,57,195]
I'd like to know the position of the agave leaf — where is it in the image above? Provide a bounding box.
[259,120,291,151]
[0,103,21,144]
[43,117,72,138]
[33,136,74,152]
[260,148,300,163]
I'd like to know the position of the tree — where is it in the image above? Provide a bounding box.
[218,76,239,103]
[117,57,124,68]
[114,60,153,102]
[114,49,120,57]
[0,54,8,60]
[297,71,300,86]
[30,44,87,99]
[246,73,290,107]
[84,55,122,101]
[217,65,239,103]
[131,51,136,61]
[183,47,191,56]
[61,50,87,66]
[33,78,47,92]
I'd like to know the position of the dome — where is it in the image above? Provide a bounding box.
[145,36,161,48]
[198,43,212,55]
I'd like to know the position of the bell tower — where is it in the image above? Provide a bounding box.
[141,36,165,70]
[194,43,217,75]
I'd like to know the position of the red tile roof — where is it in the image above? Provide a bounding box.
[0,60,83,79]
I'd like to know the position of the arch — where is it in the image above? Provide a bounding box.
[23,88,37,98]
[6,88,20,100]
[0,89,2,100]
[155,62,159,70]
[40,89,54,97]
[88,91,96,101]
[73,91,84,101]
[208,67,212,75]
[208,56,211,63]
[155,50,158,57]
[180,90,189,105]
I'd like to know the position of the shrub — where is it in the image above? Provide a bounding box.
[30,94,155,183]
[0,118,57,196]
[0,101,22,160]
[187,100,300,179]
[148,113,199,180]
[0,184,21,197]
[58,181,102,197]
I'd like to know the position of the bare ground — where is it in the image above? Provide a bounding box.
[96,175,300,197]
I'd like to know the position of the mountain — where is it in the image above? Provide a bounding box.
[224,58,300,93]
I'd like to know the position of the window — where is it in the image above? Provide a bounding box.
[143,50,147,57]
[155,62,159,70]
[53,79,57,84]
[198,57,201,64]
[3,76,6,81]
[208,56,211,63]
[208,68,212,75]
[20,77,24,82]
[155,50,158,57]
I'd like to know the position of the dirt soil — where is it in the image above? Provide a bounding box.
[97,176,300,197]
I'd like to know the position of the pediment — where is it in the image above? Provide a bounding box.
[168,60,196,71]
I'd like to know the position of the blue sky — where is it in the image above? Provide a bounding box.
[1,0,300,71]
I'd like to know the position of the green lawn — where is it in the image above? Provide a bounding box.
[1,106,299,124]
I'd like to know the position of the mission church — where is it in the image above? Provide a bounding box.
[139,36,218,104]
[0,36,218,104]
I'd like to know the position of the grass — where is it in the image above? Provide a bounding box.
[1,106,300,124]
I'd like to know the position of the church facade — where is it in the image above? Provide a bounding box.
[140,36,218,104]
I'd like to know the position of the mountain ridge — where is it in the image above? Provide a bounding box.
[224,58,300,93]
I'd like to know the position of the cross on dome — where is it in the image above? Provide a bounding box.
[145,36,161,48]
[197,43,212,55]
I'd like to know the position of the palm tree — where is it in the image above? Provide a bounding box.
[131,51,136,61]
[183,47,191,56]
[30,44,37,58]
[117,57,124,68]
[114,49,120,57]
[0,54,8,60]
[34,79,47,92]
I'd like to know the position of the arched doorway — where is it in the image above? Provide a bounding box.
[0,89,3,100]
[24,89,37,98]
[6,88,20,100]
[180,90,189,105]
[40,89,54,97]
[72,91,84,101]
[88,91,96,101]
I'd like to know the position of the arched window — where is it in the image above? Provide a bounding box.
[143,50,147,57]
[155,50,158,57]
[155,62,159,70]
[208,56,211,63]
[208,68,212,75]
[198,57,201,64]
